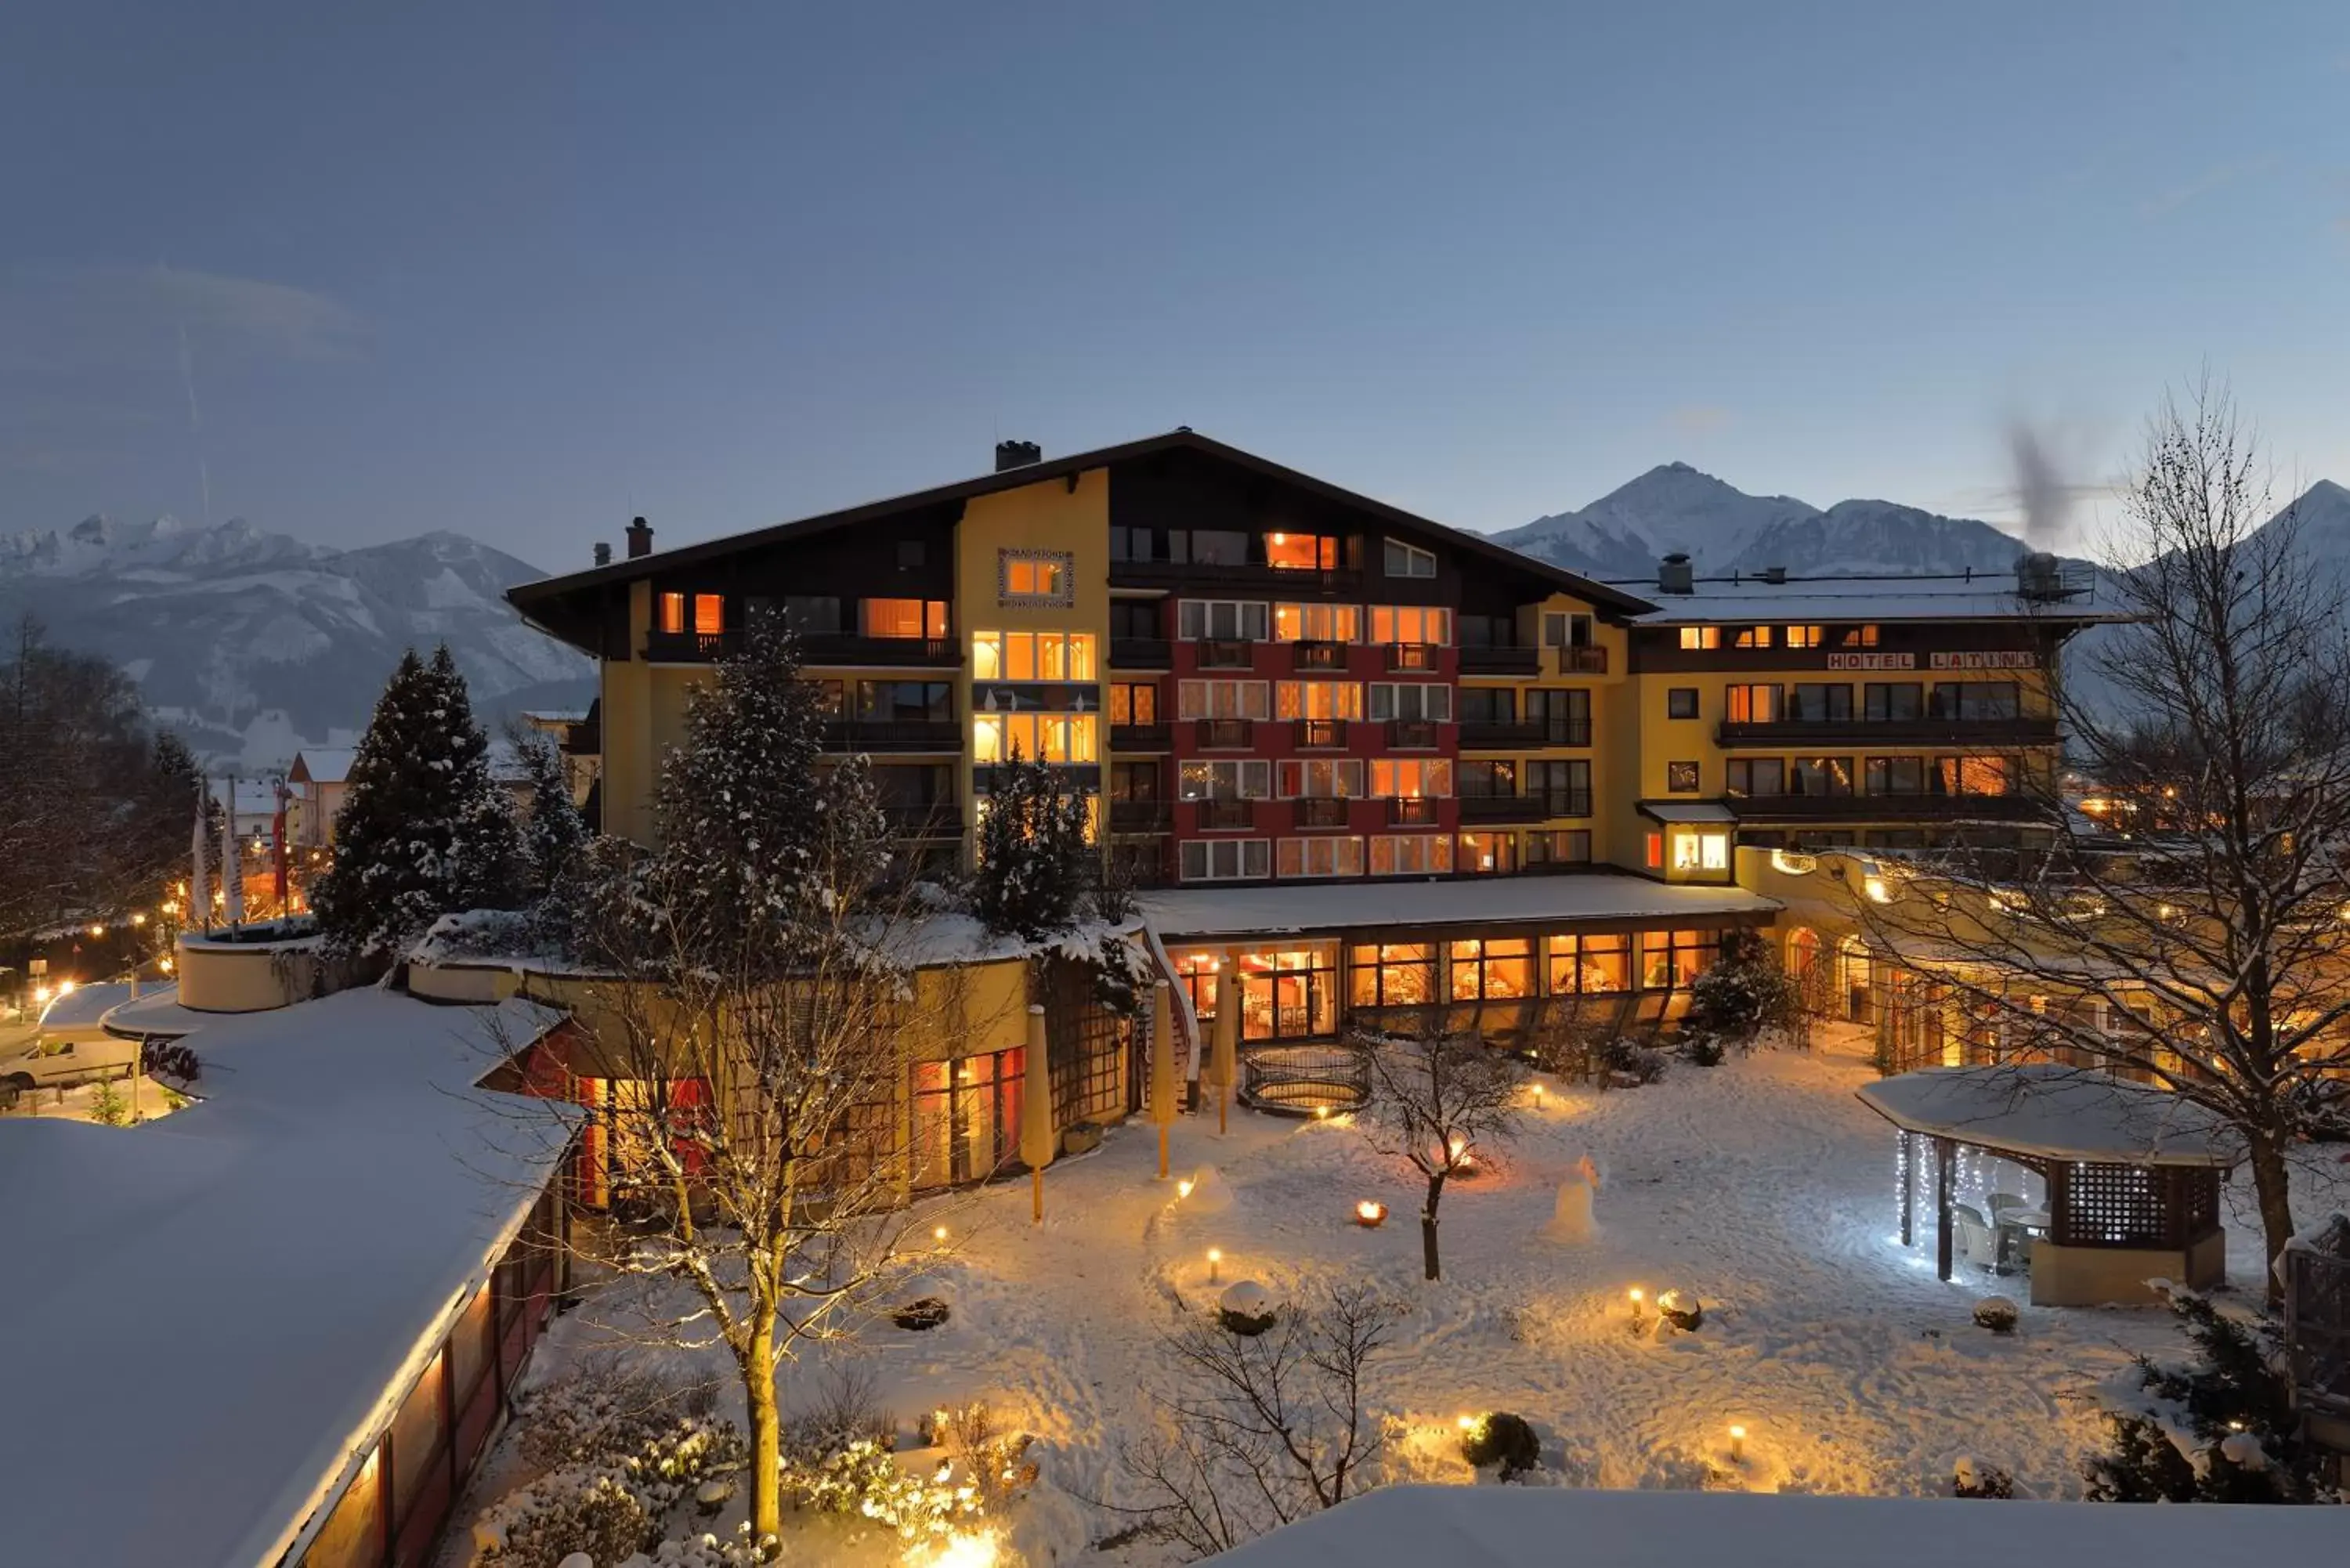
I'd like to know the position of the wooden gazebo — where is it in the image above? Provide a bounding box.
[1858,1064,2239,1306]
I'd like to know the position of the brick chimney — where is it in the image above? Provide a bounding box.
[625,517,654,558]
[995,439,1041,471]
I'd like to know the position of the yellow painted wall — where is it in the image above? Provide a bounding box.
[603,581,658,844]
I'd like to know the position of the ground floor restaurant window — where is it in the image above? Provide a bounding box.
[1173,949,1220,1023]
[1237,945,1339,1041]
[1449,937,1535,1001]
[912,1047,1025,1187]
[1545,933,1632,995]
[1640,928,1720,990]
[1348,942,1437,1008]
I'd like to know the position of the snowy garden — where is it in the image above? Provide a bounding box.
[444,1025,2350,1567]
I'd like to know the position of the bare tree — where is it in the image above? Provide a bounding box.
[1113,1282,1395,1559]
[1856,377,2350,1299]
[1353,1017,1525,1281]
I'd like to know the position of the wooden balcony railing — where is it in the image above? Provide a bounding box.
[1458,645,1540,675]
[1198,718,1256,749]
[1293,719,1349,749]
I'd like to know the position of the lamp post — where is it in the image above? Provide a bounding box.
[1019,1004,1054,1223]
[1149,979,1177,1180]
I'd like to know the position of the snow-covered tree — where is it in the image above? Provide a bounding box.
[970,747,1094,939]
[313,645,526,959]
[1679,927,1800,1063]
[1352,1019,1525,1281]
[514,730,589,899]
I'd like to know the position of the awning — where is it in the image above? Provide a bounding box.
[1638,800,1737,825]
[1856,1064,2240,1167]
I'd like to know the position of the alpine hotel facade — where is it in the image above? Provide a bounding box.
[510,431,2110,1061]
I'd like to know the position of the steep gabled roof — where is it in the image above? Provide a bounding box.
[507,429,1655,639]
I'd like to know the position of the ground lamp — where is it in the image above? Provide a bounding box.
[1207,1247,1224,1283]
[1627,1287,1646,1331]
[1020,1004,1054,1223]
[1149,979,1178,1180]
[1209,969,1238,1136]
[1355,1200,1387,1228]
[1728,1424,1747,1464]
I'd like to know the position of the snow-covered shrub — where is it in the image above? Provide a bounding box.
[892,1297,951,1331]
[1655,1288,1703,1332]
[1678,1030,1726,1068]
[478,1472,653,1568]
[1217,1280,1278,1337]
[1459,1412,1542,1480]
[1595,1037,1668,1087]
[1678,930,1800,1058]
[1972,1296,2019,1335]
[1953,1456,2013,1498]
[782,1439,989,1558]
[512,1357,718,1478]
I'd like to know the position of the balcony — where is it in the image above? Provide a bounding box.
[1457,792,1549,825]
[880,800,963,838]
[1291,797,1352,829]
[1198,718,1256,749]
[1195,798,1257,831]
[644,630,964,667]
[1559,645,1609,675]
[1112,558,1362,593]
[1195,638,1257,670]
[1386,719,1441,750]
[820,719,960,753]
[1726,793,2048,822]
[1459,645,1540,676]
[1385,797,1441,827]
[1384,642,1440,673]
[1293,719,1350,750]
[1458,720,1544,750]
[1110,637,1173,670]
[1289,639,1349,672]
[1715,716,2062,746]
[1109,800,1172,834]
[1110,722,1172,752]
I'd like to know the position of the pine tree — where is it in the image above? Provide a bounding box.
[515,732,589,899]
[651,609,890,968]
[1680,927,1800,1063]
[313,646,526,959]
[970,747,1094,939]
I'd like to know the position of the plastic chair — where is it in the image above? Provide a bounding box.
[1951,1202,2005,1272]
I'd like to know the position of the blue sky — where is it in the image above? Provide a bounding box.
[2,2,2345,569]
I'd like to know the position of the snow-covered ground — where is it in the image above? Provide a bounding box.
[457,1029,2350,1563]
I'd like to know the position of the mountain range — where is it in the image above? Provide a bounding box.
[0,514,594,771]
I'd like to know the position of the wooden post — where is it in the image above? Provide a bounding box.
[1019,1004,1054,1224]
[1209,969,1238,1136]
[1148,979,1177,1180]
[1899,1129,1914,1248]
[1935,1136,1954,1282]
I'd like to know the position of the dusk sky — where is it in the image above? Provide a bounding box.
[4,2,2345,570]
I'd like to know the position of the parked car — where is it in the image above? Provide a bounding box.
[2,1031,139,1094]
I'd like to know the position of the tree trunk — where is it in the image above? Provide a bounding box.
[1421,1172,1446,1281]
[744,1317,781,1538]
[2245,1128,2297,1310]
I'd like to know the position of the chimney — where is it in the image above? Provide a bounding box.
[1658,552,1694,594]
[1759,565,1788,585]
[625,517,654,559]
[593,541,613,567]
[2015,551,2071,602]
[995,439,1042,471]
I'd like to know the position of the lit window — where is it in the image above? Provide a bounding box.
[1368,605,1452,645]
[1273,603,1361,642]
[1369,833,1452,875]
[1108,683,1156,725]
[1784,624,1824,648]
[1179,759,1271,800]
[1001,552,1070,602]
[1840,623,1880,648]
[1276,758,1364,797]
[1450,937,1532,999]
[693,594,724,636]
[974,713,1097,764]
[1274,681,1364,721]
[1349,943,1435,1006]
[1734,625,1773,649]
[865,598,949,639]
[1264,533,1339,571]
[1456,832,1518,876]
[972,630,1096,681]
[1644,831,1664,869]
[1383,538,1437,578]
[1177,680,1271,720]
[1369,758,1452,798]
[657,591,686,634]
[1277,836,1365,877]
[1726,685,1778,723]
[1679,626,1721,650]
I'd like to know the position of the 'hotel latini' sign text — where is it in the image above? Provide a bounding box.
[1824,650,2040,670]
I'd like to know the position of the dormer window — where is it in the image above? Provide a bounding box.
[1383,538,1437,579]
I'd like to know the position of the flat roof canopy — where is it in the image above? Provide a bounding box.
[1137,875,1776,943]
[1857,1064,2240,1168]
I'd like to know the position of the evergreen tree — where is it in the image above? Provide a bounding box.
[1680,927,1800,1063]
[515,731,589,898]
[313,646,526,959]
[970,747,1094,939]
[651,609,890,968]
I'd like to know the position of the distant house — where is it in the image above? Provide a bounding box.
[521,706,602,808]
[287,748,356,848]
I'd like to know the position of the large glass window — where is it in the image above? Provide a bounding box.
[1172,950,1220,1021]
[1931,681,2019,720]
[1108,681,1157,725]
[1459,760,1515,798]
[864,598,949,639]
[1449,938,1533,1000]
[1277,836,1365,877]
[1726,684,1780,723]
[1349,942,1437,1008]
[1177,600,1271,641]
[1265,532,1341,570]
[1791,757,1853,796]
[1936,755,2012,795]
[973,713,1097,763]
[1369,833,1452,875]
[971,630,1096,681]
[1383,538,1437,578]
[912,1048,1024,1187]
[1274,602,1361,642]
[1726,757,1785,796]
[1525,829,1593,868]
[1274,681,1364,720]
[1458,686,1514,724]
[1369,758,1452,798]
[1546,933,1630,995]
[1457,832,1517,875]
[1785,682,1853,721]
[1237,947,1340,1039]
[1368,605,1451,645]
[1179,760,1271,800]
[855,681,952,721]
[1864,682,1922,721]
[1865,756,1928,795]
[1670,828,1730,873]
[1367,683,1452,721]
[1640,928,1721,989]
[1275,758,1363,797]
[1177,679,1271,719]
[1189,529,1251,565]
[780,594,843,634]
[1180,838,1271,881]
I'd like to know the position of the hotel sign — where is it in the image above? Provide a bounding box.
[1824,651,2041,671]
[1826,652,1914,670]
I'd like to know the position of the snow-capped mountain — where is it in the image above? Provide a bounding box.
[1495,462,2033,580]
[0,514,593,771]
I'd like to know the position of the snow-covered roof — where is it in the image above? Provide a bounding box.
[98,988,209,1041]
[1620,573,2134,625]
[210,777,283,817]
[287,746,356,785]
[1856,1064,2240,1167]
[1214,1483,2345,1568]
[521,707,590,724]
[1135,875,1775,941]
[0,989,569,1568]
[37,980,152,1031]
[1639,800,1737,824]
